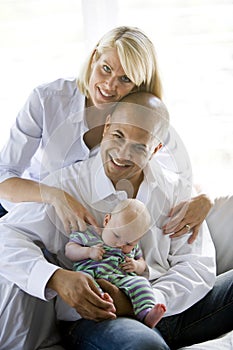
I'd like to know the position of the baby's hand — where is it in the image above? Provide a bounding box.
[89,243,105,260]
[121,256,137,273]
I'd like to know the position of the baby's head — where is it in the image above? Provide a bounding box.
[102,199,151,253]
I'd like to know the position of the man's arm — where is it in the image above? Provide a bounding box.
[0,203,62,299]
[0,203,116,321]
[147,222,216,316]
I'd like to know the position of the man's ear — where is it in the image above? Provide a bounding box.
[103,213,111,227]
[103,115,111,136]
[150,143,163,160]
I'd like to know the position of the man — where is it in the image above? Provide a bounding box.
[0,92,232,350]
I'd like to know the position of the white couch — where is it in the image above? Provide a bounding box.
[180,195,233,349]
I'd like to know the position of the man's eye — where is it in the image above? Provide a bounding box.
[135,145,147,154]
[103,65,111,73]
[121,75,131,83]
[112,133,122,138]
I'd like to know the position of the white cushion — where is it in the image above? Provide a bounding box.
[206,195,233,275]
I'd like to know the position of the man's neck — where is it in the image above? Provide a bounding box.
[114,173,144,198]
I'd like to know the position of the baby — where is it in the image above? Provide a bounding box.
[65,198,166,328]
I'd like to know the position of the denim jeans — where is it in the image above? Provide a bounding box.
[157,269,233,349]
[62,270,233,350]
[60,317,170,350]
[0,204,7,218]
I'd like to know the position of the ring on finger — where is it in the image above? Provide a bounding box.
[185,224,191,231]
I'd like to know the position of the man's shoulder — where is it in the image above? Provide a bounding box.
[149,157,181,188]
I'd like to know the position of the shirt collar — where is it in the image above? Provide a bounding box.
[136,159,158,203]
[89,153,162,205]
[90,153,117,204]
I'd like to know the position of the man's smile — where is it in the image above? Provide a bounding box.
[109,153,132,168]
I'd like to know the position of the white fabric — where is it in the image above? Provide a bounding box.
[181,195,233,349]
[0,78,192,211]
[0,275,61,350]
[206,195,233,275]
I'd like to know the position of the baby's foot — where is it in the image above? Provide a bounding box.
[144,304,166,328]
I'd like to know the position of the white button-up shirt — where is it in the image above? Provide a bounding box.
[0,78,192,210]
[0,152,216,318]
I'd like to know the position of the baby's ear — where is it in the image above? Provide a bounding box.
[103,213,111,227]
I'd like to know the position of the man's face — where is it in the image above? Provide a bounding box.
[100,107,157,188]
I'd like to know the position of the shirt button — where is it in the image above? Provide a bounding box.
[116,192,127,201]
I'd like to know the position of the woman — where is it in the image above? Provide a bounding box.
[0,25,211,238]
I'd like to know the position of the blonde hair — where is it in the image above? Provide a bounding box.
[78,26,162,99]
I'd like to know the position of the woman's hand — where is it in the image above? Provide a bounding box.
[42,185,99,234]
[163,194,213,244]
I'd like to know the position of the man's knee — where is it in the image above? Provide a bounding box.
[65,317,170,350]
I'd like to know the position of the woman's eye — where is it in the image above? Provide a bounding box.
[121,75,131,83]
[103,65,111,73]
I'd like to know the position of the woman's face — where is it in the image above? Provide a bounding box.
[87,48,136,109]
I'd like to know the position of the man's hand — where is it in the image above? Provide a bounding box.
[97,279,134,317]
[163,194,213,244]
[47,269,116,321]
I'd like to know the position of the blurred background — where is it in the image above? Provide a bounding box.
[0,0,232,198]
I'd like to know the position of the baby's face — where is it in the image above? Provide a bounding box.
[101,212,143,253]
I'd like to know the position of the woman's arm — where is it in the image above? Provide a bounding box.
[0,177,98,233]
